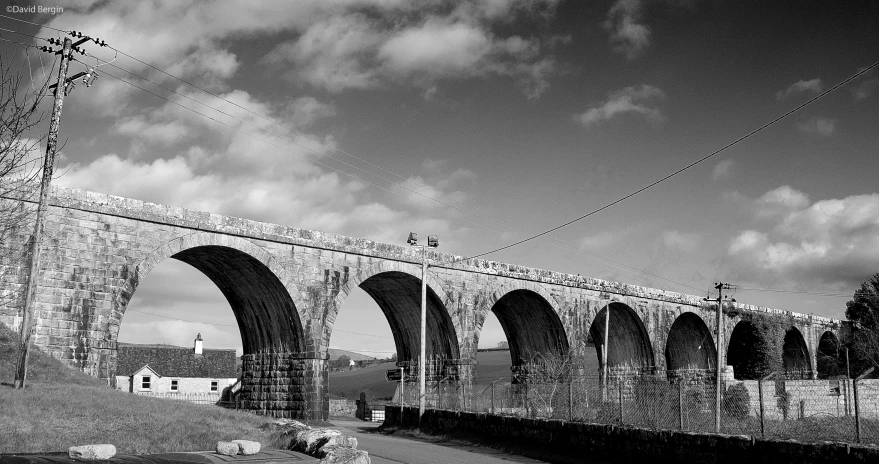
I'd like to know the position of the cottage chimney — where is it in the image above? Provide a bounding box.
[194,333,203,355]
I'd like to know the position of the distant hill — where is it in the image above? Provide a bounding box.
[328,347,601,401]
[328,348,380,362]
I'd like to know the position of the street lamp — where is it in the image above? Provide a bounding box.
[407,232,438,422]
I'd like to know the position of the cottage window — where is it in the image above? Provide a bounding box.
[170,379,179,392]
[141,376,151,390]
[211,380,219,392]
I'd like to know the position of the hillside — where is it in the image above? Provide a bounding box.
[327,348,601,401]
[328,348,379,362]
[0,322,106,387]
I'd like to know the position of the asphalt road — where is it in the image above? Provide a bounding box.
[330,420,549,464]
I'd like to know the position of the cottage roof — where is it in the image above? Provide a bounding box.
[117,343,237,378]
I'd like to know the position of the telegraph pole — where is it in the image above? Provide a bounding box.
[15,33,100,389]
[704,282,731,433]
[406,232,438,423]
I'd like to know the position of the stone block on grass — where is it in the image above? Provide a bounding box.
[216,441,239,456]
[232,440,261,455]
[68,444,116,460]
[318,447,370,464]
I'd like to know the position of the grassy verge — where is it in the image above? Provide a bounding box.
[0,323,283,454]
[0,383,284,454]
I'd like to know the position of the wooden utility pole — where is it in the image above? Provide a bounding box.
[14,37,73,389]
[705,282,731,433]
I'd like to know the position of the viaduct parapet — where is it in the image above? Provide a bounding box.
[0,187,845,419]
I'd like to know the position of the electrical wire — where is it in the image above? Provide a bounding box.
[8,21,863,304]
[98,65,702,295]
[0,14,70,34]
[73,44,710,294]
[124,308,238,327]
[463,60,879,261]
[736,286,851,298]
[0,21,709,295]
[0,26,46,41]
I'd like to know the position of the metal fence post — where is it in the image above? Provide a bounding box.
[569,381,574,421]
[853,367,874,443]
[758,378,765,437]
[618,381,625,424]
[678,381,684,431]
[491,380,495,415]
[758,373,773,438]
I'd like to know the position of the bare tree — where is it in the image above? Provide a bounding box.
[520,348,580,418]
[0,53,49,309]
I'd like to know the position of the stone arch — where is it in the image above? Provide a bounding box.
[477,285,570,368]
[727,320,771,380]
[116,232,307,353]
[665,312,716,373]
[783,326,811,378]
[328,259,460,363]
[588,302,655,370]
[816,330,843,379]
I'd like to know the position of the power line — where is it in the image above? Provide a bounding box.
[463,60,879,261]
[97,64,701,294]
[73,39,711,294]
[736,286,852,298]
[0,14,70,34]
[124,308,238,327]
[0,19,710,294]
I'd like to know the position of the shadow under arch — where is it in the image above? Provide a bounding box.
[328,260,460,364]
[727,320,771,380]
[116,232,307,354]
[588,302,655,371]
[484,288,570,368]
[665,312,716,374]
[783,326,811,378]
[816,330,843,378]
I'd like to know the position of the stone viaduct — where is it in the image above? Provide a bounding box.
[0,187,845,419]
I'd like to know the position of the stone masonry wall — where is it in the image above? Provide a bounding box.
[385,406,879,463]
[0,186,844,420]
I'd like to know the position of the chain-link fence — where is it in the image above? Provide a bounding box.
[397,367,879,445]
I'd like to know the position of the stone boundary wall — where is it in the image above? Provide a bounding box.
[738,379,879,421]
[329,399,356,417]
[384,406,879,463]
[43,186,838,323]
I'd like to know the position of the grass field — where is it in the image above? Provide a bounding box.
[0,323,280,454]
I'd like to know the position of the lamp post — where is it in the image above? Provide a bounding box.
[407,232,438,423]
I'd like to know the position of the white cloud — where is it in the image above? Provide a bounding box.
[579,231,620,251]
[712,159,735,181]
[662,230,701,252]
[263,7,559,97]
[114,117,191,146]
[727,187,879,288]
[575,84,665,127]
[262,14,384,93]
[854,77,878,100]
[603,0,650,60]
[796,117,836,137]
[754,185,811,217]
[776,78,822,100]
[287,97,337,127]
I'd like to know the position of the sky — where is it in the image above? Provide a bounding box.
[1,1,877,358]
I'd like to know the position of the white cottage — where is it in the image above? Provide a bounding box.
[115,334,237,396]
